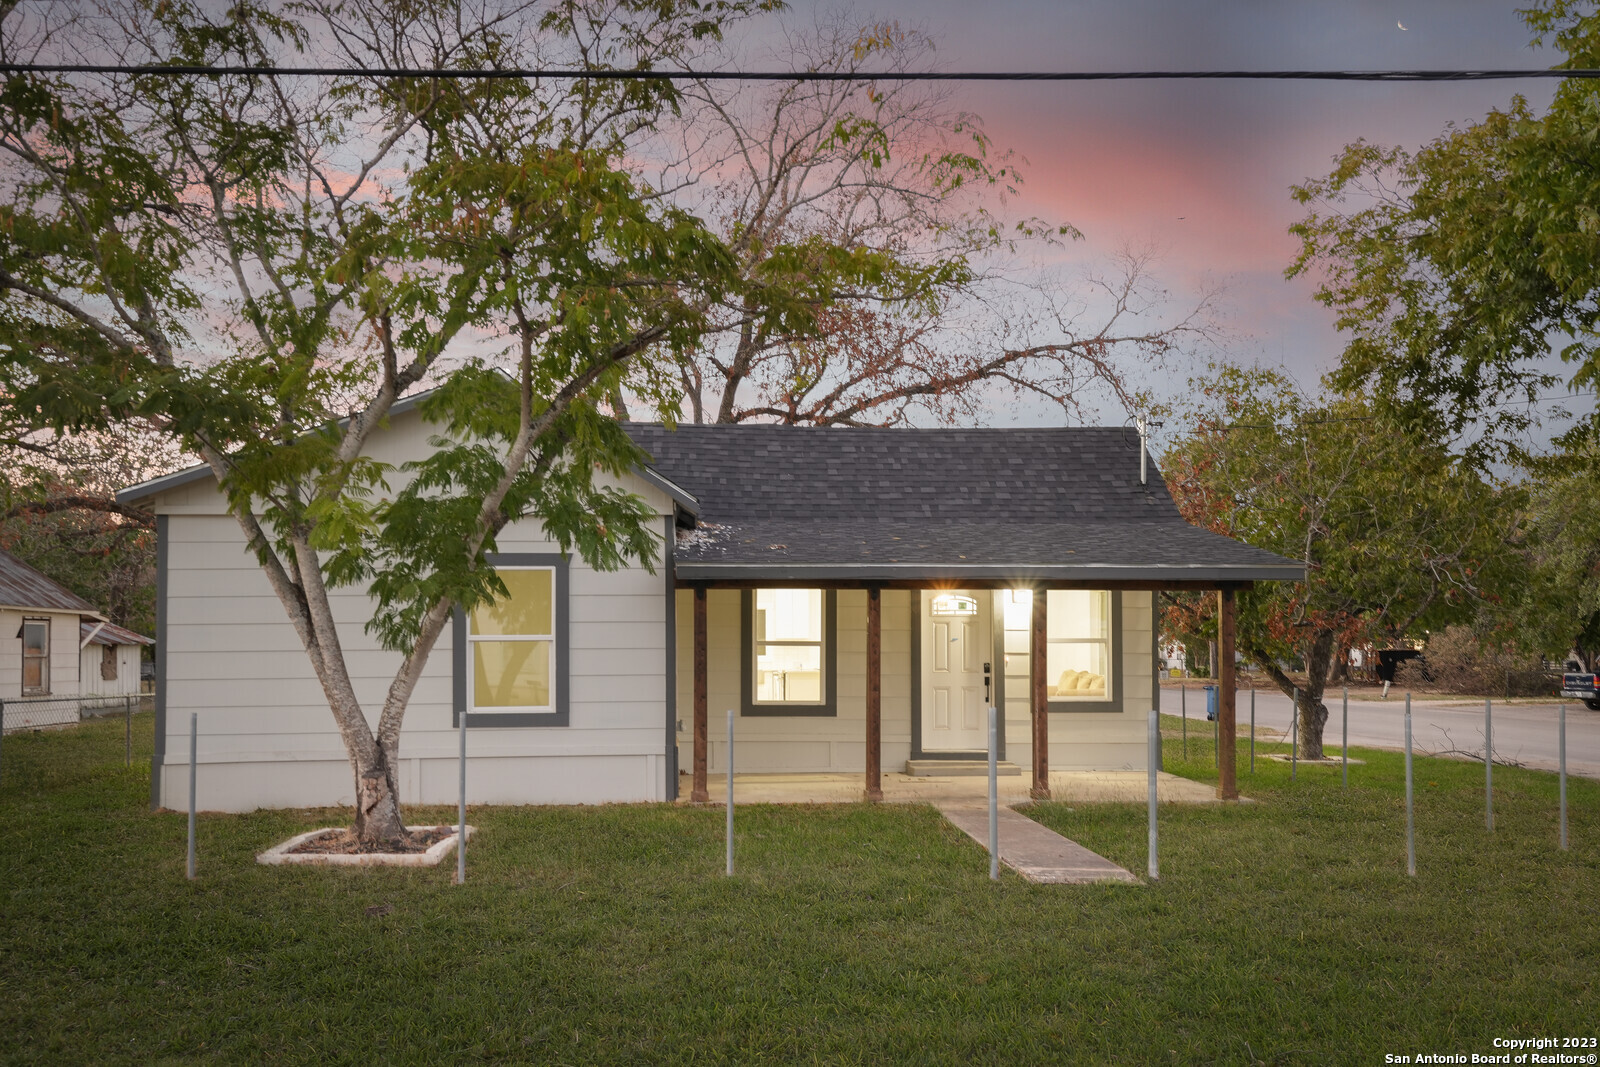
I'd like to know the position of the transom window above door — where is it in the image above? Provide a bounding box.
[929,593,979,617]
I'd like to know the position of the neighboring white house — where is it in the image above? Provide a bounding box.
[77,619,153,700]
[119,405,1302,812]
[0,548,153,729]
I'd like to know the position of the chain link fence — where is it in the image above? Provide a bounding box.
[0,693,147,733]
[0,693,153,783]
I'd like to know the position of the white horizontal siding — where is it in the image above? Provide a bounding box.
[161,753,665,811]
[1,610,83,700]
[78,644,142,699]
[157,490,673,809]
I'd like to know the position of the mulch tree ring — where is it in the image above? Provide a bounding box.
[1261,754,1367,766]
[256,825,476,868]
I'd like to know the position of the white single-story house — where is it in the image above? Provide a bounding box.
[118,406,1301,812]
[0,548,153,727]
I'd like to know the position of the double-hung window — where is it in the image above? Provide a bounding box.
[21,618,48,695]
[1046,590,1115,705]
[455,556,569,726]
[742,588,836,715]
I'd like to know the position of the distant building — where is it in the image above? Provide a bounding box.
[0,548,152,711]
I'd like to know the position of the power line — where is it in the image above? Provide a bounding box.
[3,63,1600,82]
[1211,390,1596,432]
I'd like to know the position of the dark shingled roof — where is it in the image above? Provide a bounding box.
[0,549,98,613]
[624,424,1302,583]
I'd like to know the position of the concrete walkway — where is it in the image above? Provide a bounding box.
[936,803,1139,885]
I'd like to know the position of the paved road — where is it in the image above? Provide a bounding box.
[1161,685,1600,779]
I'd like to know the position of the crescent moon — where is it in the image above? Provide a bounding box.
[1398,20,1408,29]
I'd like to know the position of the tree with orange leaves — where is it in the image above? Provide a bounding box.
[1161,365,1521,757]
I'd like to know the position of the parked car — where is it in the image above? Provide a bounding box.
[1562,671,1600,711]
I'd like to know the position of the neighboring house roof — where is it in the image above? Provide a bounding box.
[624,424,1303,584]
[0,548,99,613]
[80,619,154,647]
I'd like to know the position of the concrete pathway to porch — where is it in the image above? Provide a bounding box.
[935,803,1138,884]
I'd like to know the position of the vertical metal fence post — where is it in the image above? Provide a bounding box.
[1181,686,1187,760]
[1559,704,1568,852]
[1249,687,1255,774]
[0,699,6,789]
[1342,686,1349,788]
[1485,697,1494,832]
[1405,694,1415,877]
[726,710,735,877]
[1147,709,1160,881]
[187,712,197,881]
[1291,687,1299,782]
[988,705,999,882]
[457,710,467,885]
[125,694,133,768]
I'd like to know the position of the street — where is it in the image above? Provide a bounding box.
[1161,685,1600,779]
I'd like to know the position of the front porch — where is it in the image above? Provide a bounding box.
[678,581,1253,806]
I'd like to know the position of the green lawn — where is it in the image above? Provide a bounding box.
[1,713,1597,1065]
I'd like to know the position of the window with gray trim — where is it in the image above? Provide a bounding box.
[1001,589,1123,714]
[452,554,570,727]
[741,589,837,716]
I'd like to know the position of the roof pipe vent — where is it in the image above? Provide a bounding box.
[1136,415,1148,486]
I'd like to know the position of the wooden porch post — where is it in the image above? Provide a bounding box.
[1217,587,1239,800]
[865,587,884,802]
[691,586,709,803]
[1030,586,1050,800]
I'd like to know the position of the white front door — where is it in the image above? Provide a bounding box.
[920,590,993,752]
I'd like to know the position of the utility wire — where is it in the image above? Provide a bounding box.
[1212,391,1596,432]
[3,63,1600,82]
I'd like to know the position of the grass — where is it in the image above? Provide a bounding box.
[1,714,1597,1064]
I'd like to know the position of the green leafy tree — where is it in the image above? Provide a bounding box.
[0,0,819,844]
[1500,446,1600,672]
[1287,1,1600,462]
[1163,366,1522,757]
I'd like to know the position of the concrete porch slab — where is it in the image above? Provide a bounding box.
[936,803,1139,885]
[680,770,1224,806]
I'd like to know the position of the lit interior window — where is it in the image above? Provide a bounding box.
[753,589,823,703]
[1047,590,1111,701]
[469,569,554,711]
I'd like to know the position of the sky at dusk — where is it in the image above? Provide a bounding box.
[746,0,1559,429]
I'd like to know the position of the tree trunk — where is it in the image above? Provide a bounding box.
[1295,630,1337,759]
[353,740,407,844]
[1250,628,1337,759]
